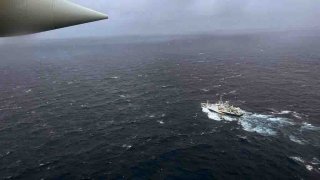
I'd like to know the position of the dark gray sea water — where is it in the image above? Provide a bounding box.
[0,31,320,179]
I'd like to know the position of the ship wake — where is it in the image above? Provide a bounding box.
[202,107,320,146]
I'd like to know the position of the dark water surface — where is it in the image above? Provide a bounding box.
[0,32,320,179]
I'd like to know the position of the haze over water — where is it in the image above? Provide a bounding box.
[0,31,320,179]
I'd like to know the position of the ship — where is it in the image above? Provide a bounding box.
[201,97,245,117]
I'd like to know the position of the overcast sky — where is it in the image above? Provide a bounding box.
[9,0,320,39]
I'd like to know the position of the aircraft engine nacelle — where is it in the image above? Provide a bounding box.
[0,0,108,37]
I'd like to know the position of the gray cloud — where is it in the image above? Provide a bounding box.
[6,0,320,39]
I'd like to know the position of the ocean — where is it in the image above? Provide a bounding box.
[0,31,319,179]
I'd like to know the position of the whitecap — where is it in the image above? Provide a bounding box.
[201,89,210,92]
[237,135,248,140]
[311,157,320,165]
[289,135,306,145]
[306,165,313,171]
[278,110,292,114]
[225,74,242,79]
[292,112,303,119]
[290,156,305,164]
[274,110,303,119]
[80,104,88,108]
[122,144,132,149]
[301,122,320,131]
[149,114,155,118]
[158,120,164,124]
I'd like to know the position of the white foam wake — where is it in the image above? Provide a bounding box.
[202,105,320,147]
[272,110,304,119]
[238,112,292,136]
[202,107,290,136]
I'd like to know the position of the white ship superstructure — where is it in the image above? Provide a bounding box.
[201,97,244,117]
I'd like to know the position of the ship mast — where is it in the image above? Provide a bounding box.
[219,95,223,104]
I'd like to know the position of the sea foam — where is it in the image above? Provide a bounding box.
[201,105,320,145]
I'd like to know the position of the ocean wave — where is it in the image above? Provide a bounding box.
[122,144,132,149]
[110,76,119,79]
[289,156,320,173]
[25,89,32,93]
[272,110,304,120]
[290,156,305,164]
[278,110,292,114]
[301,122,320,131]
[311,157,320,165]
[200,88,210,92]
[158,120,165,124]
[289,135,306,145]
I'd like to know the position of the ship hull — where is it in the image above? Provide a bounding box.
[201,103,244,117]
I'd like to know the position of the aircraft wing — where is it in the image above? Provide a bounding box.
[0,0,108,37]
